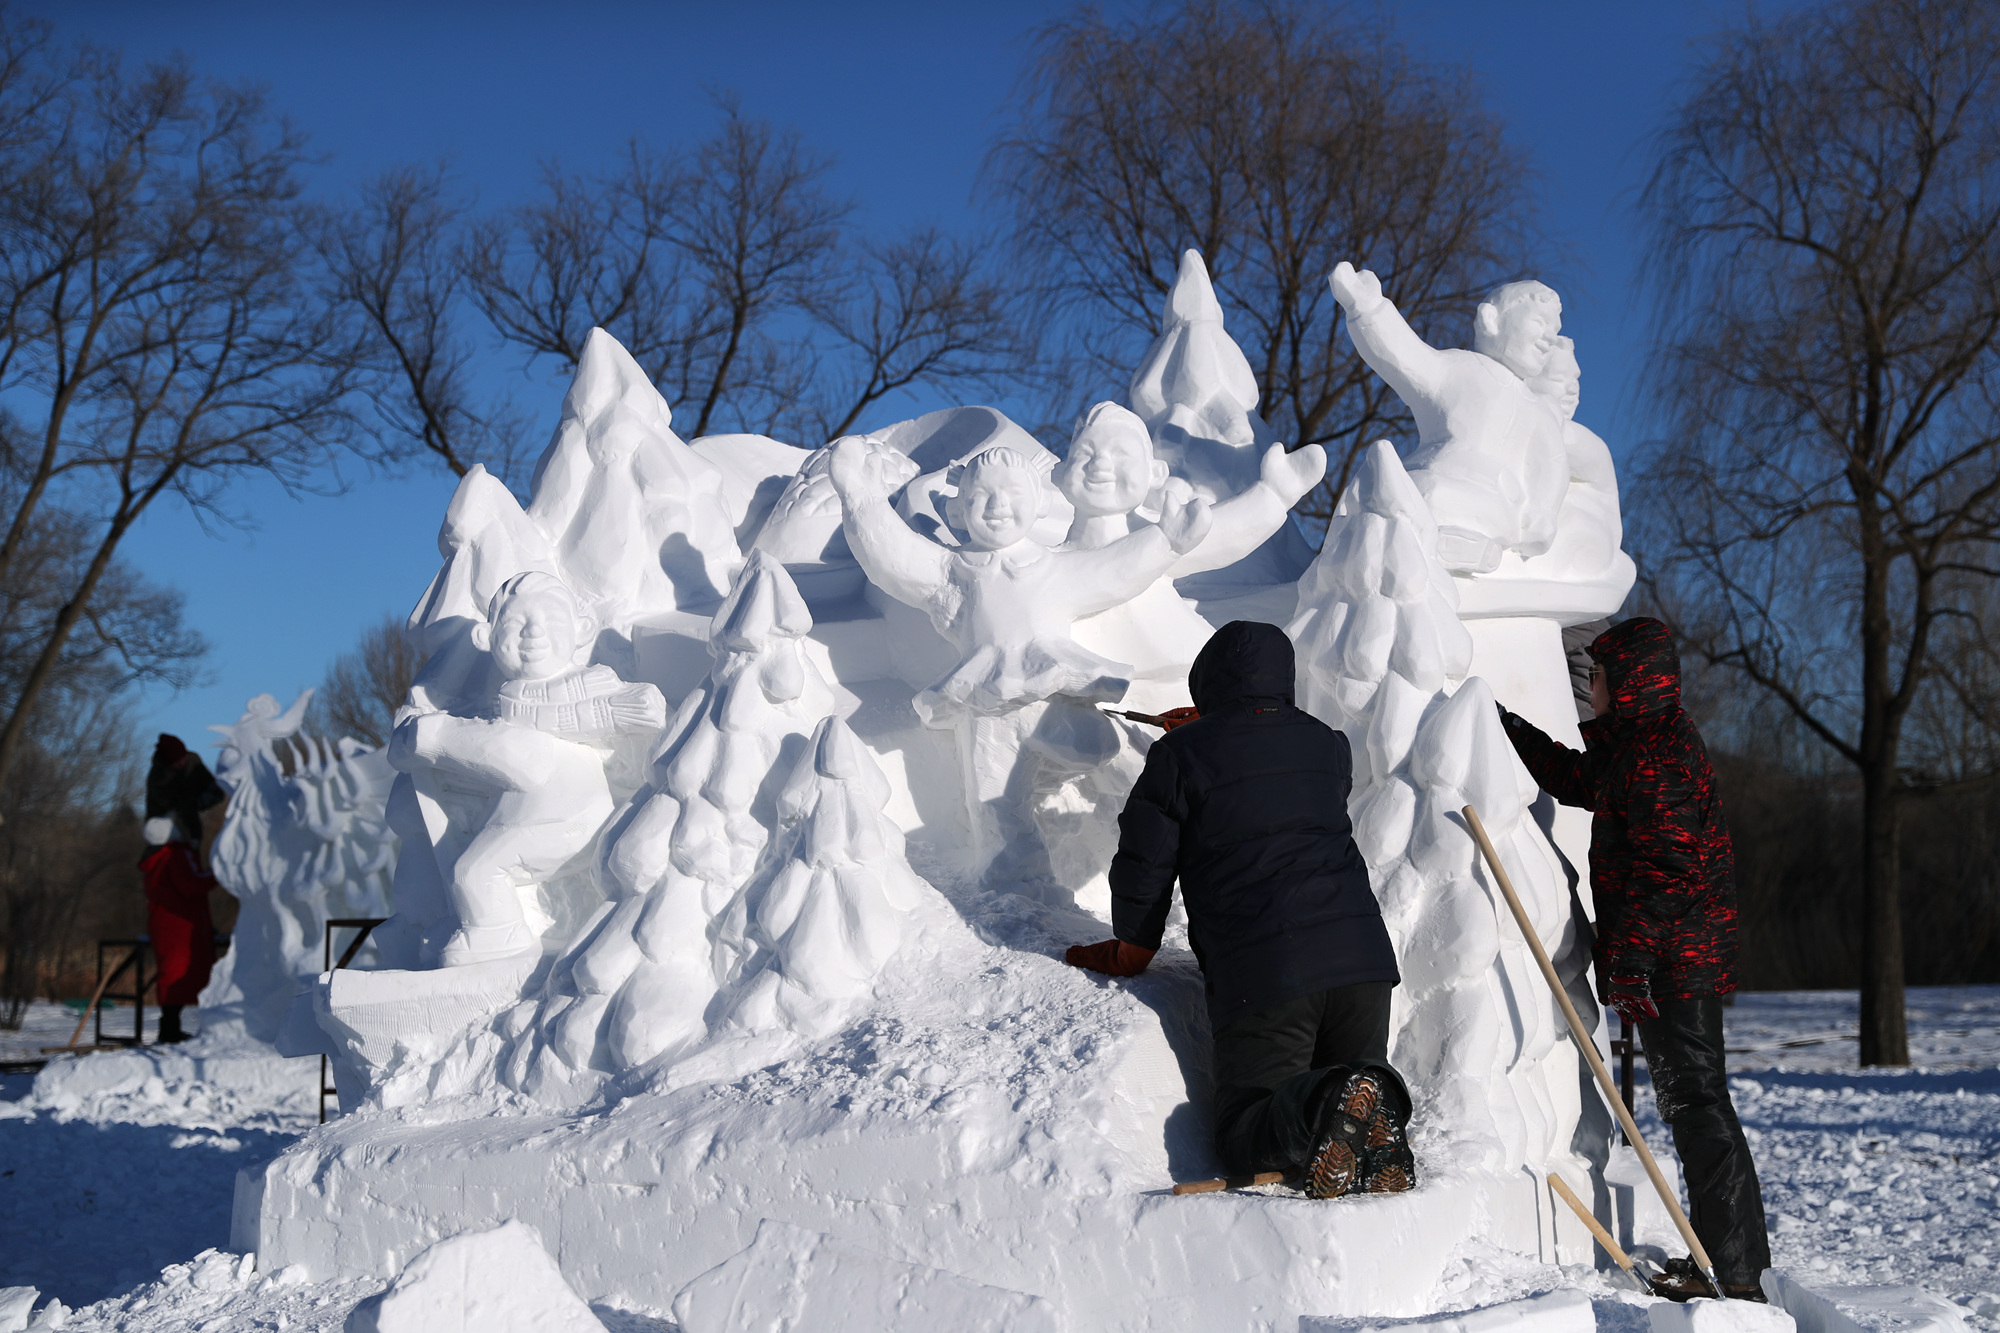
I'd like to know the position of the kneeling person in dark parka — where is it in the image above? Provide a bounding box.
[1066,620,1414,1197]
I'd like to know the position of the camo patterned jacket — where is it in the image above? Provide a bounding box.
[1499,617,1739,999]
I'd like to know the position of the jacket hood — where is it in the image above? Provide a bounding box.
[1189,620,1295,713]
[1588,617,1680,719]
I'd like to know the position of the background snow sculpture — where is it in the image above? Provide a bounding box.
[503,551,837,1101]
[203,691,397,1042]
[1289,440,1593,1176]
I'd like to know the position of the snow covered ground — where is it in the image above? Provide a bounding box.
[1,987,1994,1331]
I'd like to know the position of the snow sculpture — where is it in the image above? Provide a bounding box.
[827,432,1212,886]
[707,713,926,1041]
[390,571,667,966]
[203,691,397,1042]
[503,551,837,1099]
[1329,265,1633,883]
[1327,262,1570,576]
[1289,440,1590,1175]
[753,435,922,602]
[1128,249,1281,505]
[527,327,740,624]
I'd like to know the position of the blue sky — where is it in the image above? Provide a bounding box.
[19,0,1780,760]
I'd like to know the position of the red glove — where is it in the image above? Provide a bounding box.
[1065,939,1156,977]
[1605,974,1659,1024]
[1156,706,1200,731]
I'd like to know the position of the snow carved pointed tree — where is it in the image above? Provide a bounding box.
[503,551,833,1100]
[711,714,927,1041]
[1290,441,1596,1174]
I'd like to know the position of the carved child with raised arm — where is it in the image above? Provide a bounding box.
[390,571,666,966]
[1327,263,1570,574]
[827,433,1211,880]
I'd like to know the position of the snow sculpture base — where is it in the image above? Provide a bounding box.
[238,1115,1594,1332]
[238,971,1600,1333]
[308,953,539,1109]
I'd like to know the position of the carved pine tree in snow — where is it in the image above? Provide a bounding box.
[503,551,833,1100]
[712,714,925,1041]
[1290,440,1592,1175]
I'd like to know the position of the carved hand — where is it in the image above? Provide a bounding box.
[1328,261,1385,317]
[609,682,668,734]
[1157,491,1213,555]
[826,434,887,503]
[1259,442,1327,505]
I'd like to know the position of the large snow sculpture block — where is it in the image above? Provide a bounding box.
[672,1219,1058,1333]
[344,1221,606,1333]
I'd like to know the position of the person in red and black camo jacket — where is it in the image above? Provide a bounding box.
[1498,616,1771,1301]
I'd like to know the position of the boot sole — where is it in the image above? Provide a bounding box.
[1305,1072,1385,1200]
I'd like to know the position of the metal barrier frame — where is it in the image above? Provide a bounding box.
[92,940,154,1047]
[318,917,388,1124]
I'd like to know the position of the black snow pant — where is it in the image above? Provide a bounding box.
[1211,981,1407,1175]
[1638,998,1771,1288]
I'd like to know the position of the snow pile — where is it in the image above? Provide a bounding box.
[1289,439,1596,1175]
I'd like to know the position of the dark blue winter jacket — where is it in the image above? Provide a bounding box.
[1108,620,1400,1032]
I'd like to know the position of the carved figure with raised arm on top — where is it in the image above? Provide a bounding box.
[1327,262,1569,575]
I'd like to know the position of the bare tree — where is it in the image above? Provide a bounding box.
[313,165,532,486]
[462,105,848,440]
[456,101,1030,448]
[1631,0,2000,1064]
[986,0,1543,511]
[306,613,423,749]
[809,226,1035,439]
[0,39,359,793]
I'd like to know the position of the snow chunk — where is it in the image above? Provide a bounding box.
[1764,1271,1969,1333]
[344,1221,605,1333]
[671,1220,1057,1333]
[1648,1298,1797,1333]
[0,1289,36,1333]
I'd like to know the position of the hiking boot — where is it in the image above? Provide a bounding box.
[1359,1102,1417,1193]
[1649,1258,1718,1301]
[1304,1070,1383,1200]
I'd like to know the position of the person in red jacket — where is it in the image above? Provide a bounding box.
[139,816,217,1043]
[1499,617,1769,1300]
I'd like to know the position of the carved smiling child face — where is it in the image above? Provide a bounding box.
[951,447,1049,551]
[472,572,596,682]
[1053,402,1167,519]
[1528,336,1582,422]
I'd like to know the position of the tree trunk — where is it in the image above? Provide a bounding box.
[1855,498,1910,1066]
[0,506,143,794]
[1858,769,1909,1065]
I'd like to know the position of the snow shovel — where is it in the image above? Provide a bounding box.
[1461,804,1725,1300]
[1170,1171,1286,1196]
[1547,1170,1654,1293]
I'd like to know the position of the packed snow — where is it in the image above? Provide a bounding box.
[2,988,1993,1331]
